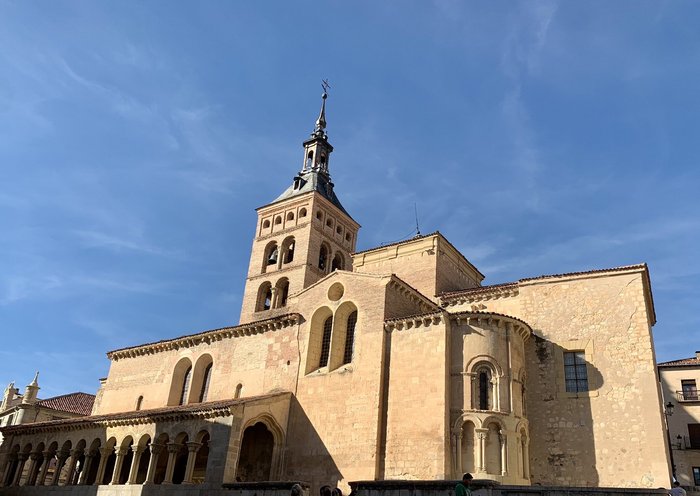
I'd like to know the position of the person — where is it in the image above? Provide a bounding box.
[670,481,686,496]
[455,473,473,496]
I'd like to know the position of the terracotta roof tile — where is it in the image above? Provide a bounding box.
[658,357,700,367]
[37,392,95,416]
[2,392,290,435]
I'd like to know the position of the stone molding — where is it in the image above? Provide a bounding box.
[0,392,290,436]
[383,310,531,340]
[106,313,302,360]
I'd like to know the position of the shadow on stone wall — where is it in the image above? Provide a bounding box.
[284,396,343,492]
[530,336,603,486]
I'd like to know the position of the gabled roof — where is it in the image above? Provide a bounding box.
[37,392,95,416]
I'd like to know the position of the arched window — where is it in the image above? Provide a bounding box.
[331,253,344,271]
[262,219,270,229]
[282,237,295,264]
[275,278,289,308]
[286,212,294,221]
[326,218,334,228]
[274,216,282,225]
[318,245,328,271]
[168,358,193,406]
[135,396,143,411]
[198,363,213,403]
[343,311,357,364]
[345,232,352,242]
[306,151,313,169]
[479,370,489,409]
[299,208,307,218]
[316,210,323,221]
[319,316,333,368]
[180,366,192,406]
[235,383,243,399]
[256,282,273,311]
[336,225,343,235]
[262,242,278,273]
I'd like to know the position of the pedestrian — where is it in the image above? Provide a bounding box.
[670,481,686,496]
[455,473,473,496]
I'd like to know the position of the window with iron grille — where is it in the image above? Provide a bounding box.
[343,311,357,364]
[318,316,333,368]
[180,366,192,405]
[564,351,588,393]
[199,363,213,403]
[683,380,698,400]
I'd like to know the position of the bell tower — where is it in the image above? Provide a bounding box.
[239,87,360,324]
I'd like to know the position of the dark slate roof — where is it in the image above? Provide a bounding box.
[268,170,352,218]
[658,357,700,367]
[37,392,95,416]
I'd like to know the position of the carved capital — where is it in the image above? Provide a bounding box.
[149,443,165,455]
[166,443,182,454]
[186,442,203,453]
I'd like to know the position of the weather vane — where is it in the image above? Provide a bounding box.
[321,79,331,96]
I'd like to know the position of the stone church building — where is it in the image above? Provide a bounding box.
[0,93,672,494]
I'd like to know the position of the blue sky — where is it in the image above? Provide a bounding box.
[2,1,700,398]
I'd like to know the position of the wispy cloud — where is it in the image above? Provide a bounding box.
[72,229,183,259]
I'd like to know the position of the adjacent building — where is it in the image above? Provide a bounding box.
[659,353,700,489]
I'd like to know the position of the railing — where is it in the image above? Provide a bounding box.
[676,390,700,401]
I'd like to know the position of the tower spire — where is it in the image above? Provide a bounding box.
[301,80,334,176]
[312,79,330,138]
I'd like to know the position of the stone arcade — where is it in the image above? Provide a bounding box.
[0,91,672,495]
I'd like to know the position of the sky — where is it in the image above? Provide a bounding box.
[1,1,700,398]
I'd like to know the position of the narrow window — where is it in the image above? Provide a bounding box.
[306,151,314,169]
[316,210,323,220]
[283,240,295,264]
[274,216,282,225]
[694,467,700,486]
[180,366,192,405]
[479,370,490,410]
[331,253,344,271]
[318,316,333,368]
[198,363,213,403]
[263,287,272,310]
[286,212,294,221]
[336,225,343,235]
[682,380,698,401]
[319,246,328,271]
[136,396,143,411]
[345,232,351,242]
[262,220,270,228]
[277,280,289,307]
[343,311,357,364]
[326,218,333,228]
[299,208,307,218]
[235,383,243,399]
[563,351,589,392]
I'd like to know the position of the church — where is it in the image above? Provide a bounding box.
[0,91,672,494]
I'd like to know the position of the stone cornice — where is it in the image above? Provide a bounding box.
[106,314,302,361]
[387,276,440,313]
[383,310,532,341]
[439,283,519,307]
[384,311,444,331]
[448,311,532,341]
[0,393,290,437]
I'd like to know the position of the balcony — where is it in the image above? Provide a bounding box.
[676,390,700,402]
